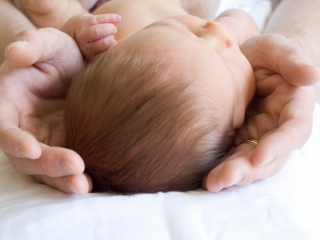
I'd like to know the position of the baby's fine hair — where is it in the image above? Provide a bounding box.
[65,39,235,194]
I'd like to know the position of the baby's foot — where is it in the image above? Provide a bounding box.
[66,14,121,62]
[17,0,84,28]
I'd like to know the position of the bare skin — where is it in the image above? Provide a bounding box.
[0,0,35,63]
[16,0,85,29]
[203,0,320,191]
[0,0,319,194]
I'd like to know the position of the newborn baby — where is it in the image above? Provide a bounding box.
[18,0,259,193]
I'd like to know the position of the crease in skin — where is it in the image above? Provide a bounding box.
[18,117,50,146]
[14,140,40,160]
[58,159,76,174]
[0,104,17,124]
[227,174,243,186]
[0,126,40,159]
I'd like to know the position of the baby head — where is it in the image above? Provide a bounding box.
[65,14,255,194]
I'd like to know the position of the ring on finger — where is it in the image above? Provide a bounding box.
[240,139,258,147]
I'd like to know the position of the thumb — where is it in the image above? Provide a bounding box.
[5,28,84,79]
[240,34,320,86]
[5,29,44,68]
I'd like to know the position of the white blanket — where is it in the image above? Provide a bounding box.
[1,104,319,239]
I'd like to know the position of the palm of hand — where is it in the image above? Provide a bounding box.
[0,19,116,194]
[1,27,84,156]
[0,27,97,194]
[0,61,70,147]
[204,34,317,192]
[236,69,310,146]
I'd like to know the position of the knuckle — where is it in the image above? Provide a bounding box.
[96,15,103,24]
[77,23,86,33]
[90,16,98,26]
[220,163,237,184]
[79,16,92,29]
[262,34,286,45]
[93,26,102,38]
[97,14,111,24]
[104,24,116,34]
[37,158,52,177]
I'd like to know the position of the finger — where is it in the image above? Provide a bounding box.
[80,14,121,29]
[252,123,310,166]
[5,29,44,67]
[203,144,252,192]
[241,34,320,86]
[82,23,117,42]
[97,14,121,24]
[8,143,85,177]
[252,89,314,165]
[0,119,41,159]
[202,162,240,193]
[33,173,93,195]
[5,28,83,78]
[203,144,287,192]
[254,72,286,97]
[83,36,117,61]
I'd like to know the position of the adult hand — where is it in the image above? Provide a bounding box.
[0,27,92,194]
[203,34,320,192]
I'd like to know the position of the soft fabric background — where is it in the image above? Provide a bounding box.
[1,0,320,239]
[1,104,319,240]
[316,83,320,103]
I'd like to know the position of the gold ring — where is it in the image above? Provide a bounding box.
[241,139,258,147]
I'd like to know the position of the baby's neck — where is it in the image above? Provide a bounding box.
[93,0,187,41]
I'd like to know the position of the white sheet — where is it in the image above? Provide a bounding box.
[216,0,272,31]
[1,104,319,239]
[1,0,320,239]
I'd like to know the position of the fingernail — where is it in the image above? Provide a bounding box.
[297,60,319,69]
[59,160,76,174]
[259,156,274,166]
[116,15,121,21]
[6,40,29,51]
[228,174,243,186]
